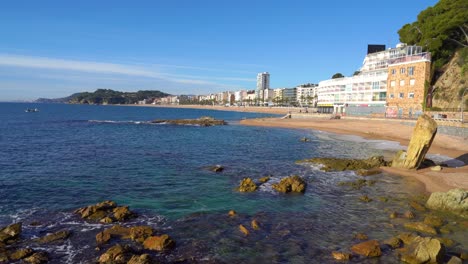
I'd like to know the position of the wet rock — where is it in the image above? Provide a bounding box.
[434,237,455,248]
[151,117,226,126]
[113,206,134,221]
[0,252,8,263]
[24,252,48,264]
[392,115,438,169]
[430,165,442,171]
[237,178,257,192]
[389,211,399,219]
[404,222,438,235]
[400,236,445,264]
[426,189,468,219]
[209,165,224,172]
[128,226,154,243]
[398,232,418,245]
[239,225,249,236]
[100,217,114,224]
[383,237,402,249]
[423,215,444,227]
[447,256,463,264]
[0,222,22,242]
[298,155,388,172]
[331,251,351,261]
[338,179,376,190]
[300,137,310,142]
[96,225,153,244]
[128,254,152,264]
[228,210,237,217]
[75,200,117,218]
[98,244,129,263]
[354,233,368,240]
[350,240,381,257]
[460,252,468,260]
[96,230,111,245]
[356,168,382,176]
[359,195,372,203]
[258,176,271,183]
[143,235,175,251]
[272,175,306,193]
[251,219,260,230]
[409,201,426,212]
[404,211,416,219]
[88,210,108,221]
[9,248,34,260]
[35,230,70,243]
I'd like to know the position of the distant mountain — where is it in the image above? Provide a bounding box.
[36,89,170,105]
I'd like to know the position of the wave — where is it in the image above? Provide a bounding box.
[88,120,149,125]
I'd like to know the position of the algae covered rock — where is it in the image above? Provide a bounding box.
[237,178,258,192]
[0,222,22,243]
[426,188,468,219]
[298,156,387,172]
[392,115,437,169]
[350,240,381,257]
[272,175,306,193]
[34,230,70,244]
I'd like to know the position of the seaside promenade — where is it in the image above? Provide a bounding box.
[136,104,468,193]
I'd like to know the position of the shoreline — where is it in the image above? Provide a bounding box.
[131,104,467,193]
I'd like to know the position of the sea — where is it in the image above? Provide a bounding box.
[0,103,466,263]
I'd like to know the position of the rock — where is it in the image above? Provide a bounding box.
[300,137,310,142]
[400,236,445,264]
[404,211,416,219]
[460,252,468,260]
[338,179,376,190]
[75,200,117,219]
[128,254,152,264]
[426,188,468,219]
[98,244,129,263]
[359,195,372,203]
[238,178,257,192]
[151,117,226,126]
[228,210,237,217]
[113,206,134,221]
[272,175,306,193]
[143,235,175,251]
[24,252,48,264]
[356,168,382,176]
[390,211,399,218]
[383,237,402,249]
[96,230,111,245]
[354,233,368,240]
[258,176,271,183]
[392,115,437,169]
[404,222,438,235]
[423,215,444,227]
[9,248,34,260]
[96,225,153,244]
[87,210,108,221]
[409,201,426,212]
[447,256,463,264]
[251,219,260,230]
[0,223,22,242]
[35,230,70,243]
[298,155,388,171]
[100,217,114,224]
[209,165,224,172]
[430,165,442,171]
[350,240,381,257]
[239,225,249,236]
[434,237,455,247]
[128,226,154,243]
[331,251,351,261]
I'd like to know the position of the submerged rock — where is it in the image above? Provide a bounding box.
[209,165,224,172]
[272,175,306,193]
[35,230,71,244]
[239,225,249,236]
[403,222,438,235]
[151,117,226,126]
[356,168,382,176]
[354,233,368,240]
[143,234,175,251]
[237,178,257,192]
[297,156,388,172]
[425,189,468,219]
[331,251,351,261]
[350,240,381,257]
[423,215,444,228]
[392,115,437,169]
[251,219,260,230]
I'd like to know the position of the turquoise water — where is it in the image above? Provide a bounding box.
[0,103,464,263]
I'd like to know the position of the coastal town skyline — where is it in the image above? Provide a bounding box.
[0,0,439,101]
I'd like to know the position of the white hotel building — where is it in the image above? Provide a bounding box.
[317,44,425,115]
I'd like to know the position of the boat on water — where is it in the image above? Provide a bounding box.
[25,108,39,113]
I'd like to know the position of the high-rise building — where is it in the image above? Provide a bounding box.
[257,72,270,91]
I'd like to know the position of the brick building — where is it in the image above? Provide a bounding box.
[386,52,431,118]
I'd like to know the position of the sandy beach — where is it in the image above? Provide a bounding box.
[137,104,468,193]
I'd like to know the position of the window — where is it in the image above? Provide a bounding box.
[408,92,414,99]
[391,69,396,75]
[372,81,380,90]
[390,80,396,87]
[400,80,405,86]
[408,67,415,76]
[399,93,404,98]
[400,68,406,74]
[389,93,394,99]
[410,79,415,86]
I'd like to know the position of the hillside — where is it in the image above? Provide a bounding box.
[36,89,170,105]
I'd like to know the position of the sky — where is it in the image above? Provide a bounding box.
[0,0,439,101]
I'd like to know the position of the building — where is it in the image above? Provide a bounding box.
[244,90,256,105]
[316,44,430,116]
[256,72,270,104]
[386,52,431,118]
[282,88,297,105]
[296,84,318,107]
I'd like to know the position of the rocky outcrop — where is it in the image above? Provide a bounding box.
[143,235,175,251]
[34,230,70,244]
[237,178,257,192]
[392,115,437,169]
[298,156,387,172]
[151,116,226,126]
[24,252,48,264]
[350,240,381,257]
[74,201,135,222]
[0,223,22,243]
[426,189,468,219]
[400,236,445,264]
[331,251,351,261]
[98,244,130,263]
[96,225,154,245]
[272,175,306,193]
[404,222,438,235]
[127,254,152,264]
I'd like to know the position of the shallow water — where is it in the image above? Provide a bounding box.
[0,103,466,263]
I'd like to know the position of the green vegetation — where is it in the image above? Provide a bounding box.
[332,73,344,79]
[398,0,468,78]
[68,89,170,104]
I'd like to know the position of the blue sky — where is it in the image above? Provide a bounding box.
[0,0,438,101]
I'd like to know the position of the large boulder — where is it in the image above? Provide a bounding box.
[74,201,135,222]
[96,225,154,245]
[34,230,70,244]
[237,178,257,192]
[425,189,468,219]
[0,223,22,243]
[400,236,445,264]
[392,115,437,169]
[98,244,130,263]
[143,235,175,251]
[350,240,381,257]
[272,175,307,193]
